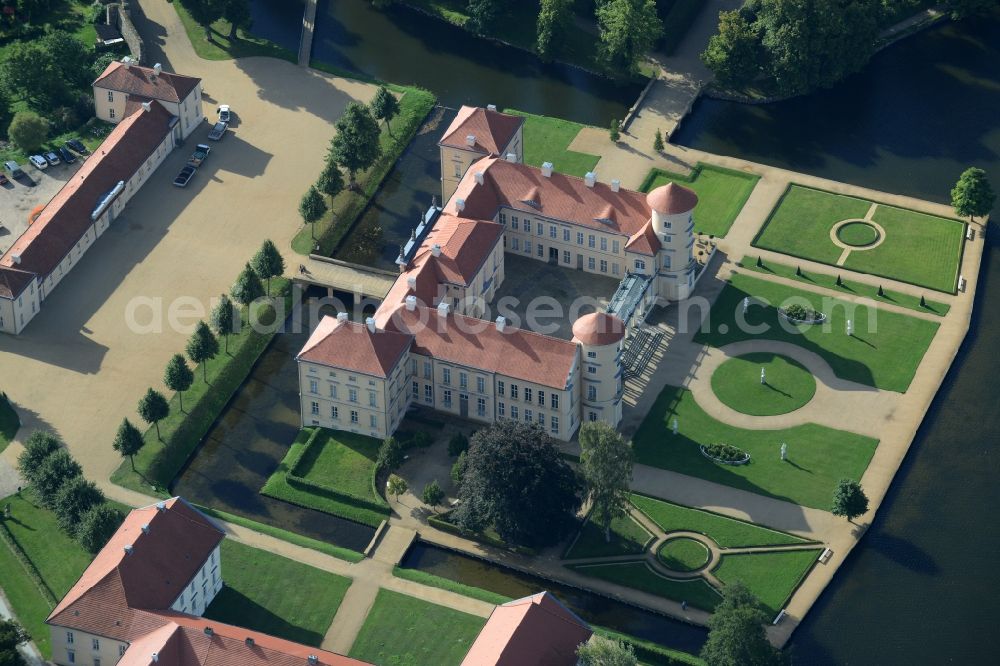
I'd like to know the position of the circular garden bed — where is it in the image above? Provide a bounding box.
[836,221,881,247]
[700,443,751,465]
[711,352,817,416]
[657,537,711,572]
[777,304,826,325]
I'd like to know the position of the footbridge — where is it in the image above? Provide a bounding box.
[295,254,398,301]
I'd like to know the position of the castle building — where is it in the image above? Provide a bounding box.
[93,59,204,142]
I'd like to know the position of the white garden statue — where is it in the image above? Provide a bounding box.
[761,367,766,384]
[781,442,788,461]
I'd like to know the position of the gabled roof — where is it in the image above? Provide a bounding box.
[94,61,201,104]
[447,157,653,238]
[0,100,175,279]
[439,106,524,156]
[414,214,503,286]
[382,305,577,390]
[624,220,661,257]
[461,592,592,666]
[0,265,35,300]
[297,317,413,378]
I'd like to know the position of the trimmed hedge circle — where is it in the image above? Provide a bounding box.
[778,304,827,325]
[836,221,881,247]
[700,443,750,465]
[657,537,711,572]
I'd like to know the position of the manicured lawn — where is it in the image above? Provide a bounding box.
[569,562,722,612]
[564,513,653,560]
[630,494,809,548]
[752,185,965,293]
[392,567,513,605]
[657,538,710,572]
[173,0,296,62]
[505,110,601,178]
[297,430,381,500]
[632,386,879,510]
[640,164,760,237]
[837,221,880,247]
[711,352,816,416]
[204,540,351,647]
[740,258,950,316]
[713,549,822,618]
[694,273,939,392]
[348,589,486,666]
[0,393,19,453]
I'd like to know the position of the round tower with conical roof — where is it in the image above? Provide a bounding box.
[572,312,626,429]
[646,182,698,301]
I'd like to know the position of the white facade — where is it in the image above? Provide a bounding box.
[169,544,223,617]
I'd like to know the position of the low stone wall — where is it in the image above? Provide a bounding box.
[107,2,144,63]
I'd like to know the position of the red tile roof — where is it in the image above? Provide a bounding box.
[646,182,698,215]
[624,220,661,256]
[0,100,174,280]
[297,317,413,378]
[439,106,524,156]
[94,61,201,104]
[447,157,653,238]
[0,265,34,299]
[412,214,503,286]
[461,592,592,666]
[383,304,577,390]
[571,312,625,346]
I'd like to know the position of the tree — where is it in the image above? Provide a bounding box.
[223,0,252,39]
[230,263,264,317]
[113,418,145,473]
[377,436,404,472]
[77,503,123,553]
[16,431,61,486]
[185,0,226,38]
[0,41,66,109]
[951,167,995,223]
[299,185,328,239]
[949,0,995,19]
[164,354,195,412]
[369,85,400,137]
[448,432,469,457]
[386,473,408,500]
[210,294,239,353]
[450,450,467,490]
[454,420,582,547]
[596,0,663,73]
[609,118,620,143]
[577,636,638,666]
[701,9,764,88]
[0,618,29,666]
[831,478,869,522]
[653,128,664,152]
[250,239,285,296]
[186,321,220,382]
[329,103,382,188]
[536,0,573,59]
[465,0,499,34]
[422,480,445,510]
[317,160,346,199]
[33,450,82,508]
[42,31,93,91]
[701,582,786,666]
[579,422,633,543]
[7,111,48,153]
[137,388,170,441]
[53,476,105,534]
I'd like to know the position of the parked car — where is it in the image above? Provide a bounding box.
[65,138,88,155]
[28,155,48,170]
[173,165,196,188]
[186,143,211,168]
[0,172,8,186]
[207,121,228,141]
[217,104,231,123]
[44,151,60,166]
[3,161,24,179]
[59,147,77,164]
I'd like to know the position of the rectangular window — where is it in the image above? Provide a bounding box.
[412,381,419,397]
[109,108,115,119]
[443,368,451,385]
[612,240,620,254]
[477,397,486,416]
[499,212,507,225]
[511,218,519,230]
[549,226,556,238]
[538,413,545,426]
[600,260,608,273]
[512,237,520,251]
[498,381,505,396]
[588,385,597,400]
[600,237,608,251]
[107,90,113,102]
[551,394,559,409]
[119,645,127,657]
[537,224,543,236]
[551,417,559,434]
[454,162,462,177]
[477,376,486,393]
[537,244,544,257]
[369,391,377,407]
[329,384,337,399]
[92,639,100,650]
[587,351,597,358]
[510,384,519,399]
[588,235,596,248]
[68,651,75,664]
[524,220,531,232]
[577,232,584,245]
[588,257,596,270]
[538,391,545,407]
[524,409,533,422]
[310,401,319,415]
[635,259,646,271]
[67,632,74,645]
[349,388,358,403]
[589,412,598,422]
[459,372,468,389]
[443,389,452,407]
[524,388,533,403]
[424,384,433,403]
[511,406,519,420]
[309,379,318,394]
[424,362,432,380]
[612,263,620,276]
[498,401,506,417]
[331,406,339,420]
[370,414,377,428]
[563,250,571,264]
[525,241,532,254]
[410,359,417,375]
[351,410,359,424]
[587,366,597,374]
[563,228,571,242]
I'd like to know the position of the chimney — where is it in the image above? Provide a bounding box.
[141,101,152,113]
[124,545,133,555]
[584,172,596,188]
[455,198,465,212]
[122,56,131,68]
[437,302,450,317]
[156,501,166,512]
[153,63,162,77]
[465,134,476,147]
[405,295,417,311]
[406,276,417,289]
[611,179,620,192]
[141,523,150,534]
[505,152,517,163]
[245,637,255,647]
[365,317,376,334]
[308,657,318,666]
[10,254,20,265]
[474,171,484,185]
[152,653,158,663]
[431,244,442,257]
[541,162,553,178]
[204,627,214,637]
[495,316,506,332]
[336,312,349,323]
[486,104,497,112]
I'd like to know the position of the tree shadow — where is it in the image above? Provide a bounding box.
[204,587,324,647]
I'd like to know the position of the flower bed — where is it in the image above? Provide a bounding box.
[778,304,827,325]
[699,443,750,465]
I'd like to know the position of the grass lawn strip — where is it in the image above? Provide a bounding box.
[173,0,296,61]
[564,513,653,560]
[592,627,706,666]
[569,562,722,612]
[657,538,710,572]
[630,494,809,548]
[391,567,512,605]
[348,589,486,666]
[695,272,939,392]
[0,393,19,453]
[711,352,816,416]
[296,430,382,501]
[204,540,351,647]
[504,109,600,178]
[639,164,760,238]
[632,387,878,510]
[713,549,822,618]
[739,258,950,316]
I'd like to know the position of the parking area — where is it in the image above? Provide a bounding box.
[0,160,85,255]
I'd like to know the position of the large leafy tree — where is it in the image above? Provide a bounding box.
[596,0,663,74]
[137,388,170,440]
[369,85,401,137]
[164,354,195,412]
[0,618,29,666]
[701,9,764,87]
[251,239,285,296]
[210,294,239,353]
[231,262,265,316]
[1,41,65,109]
[186,321,220,382]
[16,431,61,486]
[701,582,786,666]
[112,418,145,472]
[951,167,995,223]
[78,503,124,553]
[465,0,500,34]
[579,422,633,543]
[299,185,328,239]
[577,635,638,666]
[223,0,252,39]
[455,420,582,547]
[831,478,869,522]
[950,0,995,19]
[53,476,105,533]
[317,160,346,199]
[33,450,82,508]
[536,0,573,60]
[42,31,93,90]
[7,111,48,153]
[330,102,382,188]
[185,0,226,38]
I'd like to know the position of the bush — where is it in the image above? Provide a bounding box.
[410,431,432,449]
[77,503,124,553]
[700,443,749,464]
[447,432,469,457]
[422,480,445,508]
[7,111,48,152]
[16,431,61,486]
[53,476,104,533]
[50,106,80,134]
[376,436,404,472]
[780,303,823,323]
[33,451,82,508]
[450,451,467,489]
